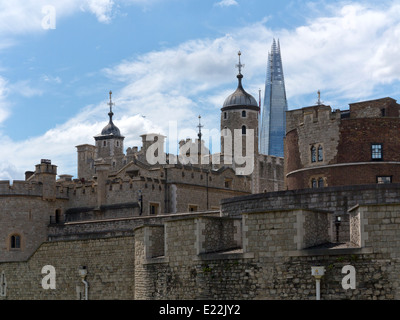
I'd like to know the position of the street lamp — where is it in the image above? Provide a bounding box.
[78,266,88,300]
[335,215,341,243]
[138,189,143,215]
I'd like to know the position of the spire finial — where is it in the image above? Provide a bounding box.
[197,115,203,140]
[108,90,115,121]
[316,90,322,105]
[236,50,244,76]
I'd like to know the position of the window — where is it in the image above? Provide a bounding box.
[224,112,227,119]
[318,178,324,188]
[377,176,392,184]
[10,235,21,249]
[371,144,383,160]
[311,179,317,188]
[188,205,198,212]
[55,209,62,223]
[149,203,159,215]
[241,110,246,118]
[318,146,323,162]
[242,125,246,135]
[311,146,316,163]
[381,108,386,117]
[224,178,232,188]
[103,141,106,147]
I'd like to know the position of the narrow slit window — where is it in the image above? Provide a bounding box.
[311,146,316,163]
[318,146,323,162]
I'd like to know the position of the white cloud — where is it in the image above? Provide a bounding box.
[214,0,239,7]
[84,0,115,23]
[0,0,120,35]
[9,80,44,98]
[41,75,62,84]
[0,77,10,124]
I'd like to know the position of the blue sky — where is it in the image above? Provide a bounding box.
[1,0,400,180]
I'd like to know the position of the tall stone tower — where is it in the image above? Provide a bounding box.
[220,51,260,175]
[94,91,125,169]
[259,39,288,157]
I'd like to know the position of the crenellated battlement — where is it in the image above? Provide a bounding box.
[286,104,341,134]
[0,179,70,199]
[0,180,43,196]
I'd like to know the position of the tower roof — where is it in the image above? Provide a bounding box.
[222,51,259,111]
[95,91,124,140]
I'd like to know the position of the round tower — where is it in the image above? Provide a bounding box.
[221,51,260,165]
[94,91,125,162]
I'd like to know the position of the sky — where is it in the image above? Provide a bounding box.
[2,0,400,180]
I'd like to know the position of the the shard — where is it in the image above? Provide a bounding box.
[259,39,288,157]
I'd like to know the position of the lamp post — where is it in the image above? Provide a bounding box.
[78,266,88,300]
[311,266,325,300]
[138,189,143,215]
[335,216,341,243]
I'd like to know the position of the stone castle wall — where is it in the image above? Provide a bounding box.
[1,200,400,300]
[0,236,135,300]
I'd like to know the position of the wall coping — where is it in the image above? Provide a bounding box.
[221,183,400,206]
[286,161,400,177]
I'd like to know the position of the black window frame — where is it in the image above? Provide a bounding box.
[377,176,392,184]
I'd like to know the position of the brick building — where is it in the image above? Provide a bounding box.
[284,97,400,190]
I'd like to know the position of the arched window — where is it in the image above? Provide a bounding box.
[311,146,316,163]
[311,179,317,188]
[10,235,21,249]
[242,125,246,135]
[318,145,323,162]
[242,110,246,117]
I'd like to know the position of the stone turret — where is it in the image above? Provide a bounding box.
[34,159,57,200]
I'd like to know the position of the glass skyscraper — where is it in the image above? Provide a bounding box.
[259,39,288,157]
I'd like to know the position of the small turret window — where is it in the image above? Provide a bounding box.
[311,179,317,188]
[242,125,246,135]
[318,145,323,162]
[242,110,246,117]
[224,112,227,119]
[311,146,316,163]
[10,235,21,249]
